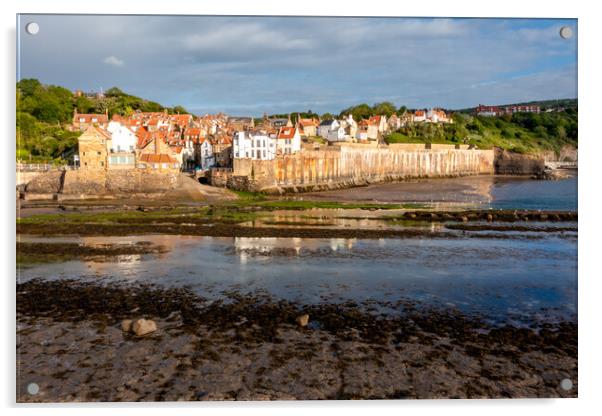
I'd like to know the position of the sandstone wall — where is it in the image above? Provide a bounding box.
[62,169,178,197]
[230,145,495,192]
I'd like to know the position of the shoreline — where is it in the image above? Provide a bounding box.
[17,279,577,401]
[16,208,577,239]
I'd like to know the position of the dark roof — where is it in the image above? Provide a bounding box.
[319,120,336,126]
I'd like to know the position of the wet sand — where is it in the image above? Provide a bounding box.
[300,175,499,204]
[17,280,577,401]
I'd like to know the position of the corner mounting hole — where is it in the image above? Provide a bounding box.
[25,22,39,35]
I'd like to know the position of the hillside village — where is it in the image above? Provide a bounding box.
[74,104,455,172]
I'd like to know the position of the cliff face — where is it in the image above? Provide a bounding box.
[493,148,546,176]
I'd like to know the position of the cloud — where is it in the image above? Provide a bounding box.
[103,56,124,67]
[18,15,577,115]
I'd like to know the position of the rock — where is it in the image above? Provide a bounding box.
[486,213,493,222]
[296,314,309,327]
[121,319,133,332]
[132,318,157,336]
[461,216,469,223]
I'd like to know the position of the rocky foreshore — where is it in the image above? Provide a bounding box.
[17,279,577,402]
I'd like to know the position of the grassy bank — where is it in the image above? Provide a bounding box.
[385,110,578,155]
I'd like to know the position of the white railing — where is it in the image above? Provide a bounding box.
[16,163,77,172]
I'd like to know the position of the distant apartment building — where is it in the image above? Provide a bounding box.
[476,104,541,116]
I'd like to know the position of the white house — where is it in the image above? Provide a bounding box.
[198,138,215,169]
[318,119,340,139]
[341,114,357,139]
[233,130,277,160]
[327,126,346,142]
[276,126,301,154]
[107,120,137,153]
[414,110,427,123]
[369,115,388,133]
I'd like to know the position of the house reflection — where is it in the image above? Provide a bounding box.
[233,237,357,263]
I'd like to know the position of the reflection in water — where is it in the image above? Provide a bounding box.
[19,233,577,326]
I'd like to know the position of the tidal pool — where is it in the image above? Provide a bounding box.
[18,232,577,326]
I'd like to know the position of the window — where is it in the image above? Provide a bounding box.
[100,161,104,166]
[97,151,101,155]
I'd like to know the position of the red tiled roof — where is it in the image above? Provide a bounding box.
[74,113,108,124]
[277,126,297,139]
[299,118,318,126]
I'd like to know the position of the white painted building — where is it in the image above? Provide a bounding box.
[233,130,277,160]
[318,119,340,139]
[107,121,137,153]
[276,126,301,154]
[327,126,346,142]
[198,138,215,169]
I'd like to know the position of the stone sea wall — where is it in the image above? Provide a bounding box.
[224,144,495,192]
[22,169,179,199]
[62,170,179,197]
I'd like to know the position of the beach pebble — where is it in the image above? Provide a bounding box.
[121,319,133,332]
[296,314,309,327]
[132,318,157,336]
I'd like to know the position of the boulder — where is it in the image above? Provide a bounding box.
[132,318,157,336]
[121,319,133,332]
[296,314,309,327]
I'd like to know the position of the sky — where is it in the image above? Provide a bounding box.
[17,15,577,116]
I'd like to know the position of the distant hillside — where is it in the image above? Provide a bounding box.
[385,109,578,155]
[16,79,188,163]
[455,99,578,114]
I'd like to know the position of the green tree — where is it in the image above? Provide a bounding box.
[173,105,187,114]
[372,101,396,117]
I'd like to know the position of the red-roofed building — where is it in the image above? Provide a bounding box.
[368,115,388,132]
[297,117,319,137]
[276,126,301,154]
[72,109,109,131]
[414,110,426,122]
